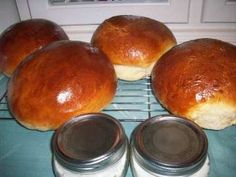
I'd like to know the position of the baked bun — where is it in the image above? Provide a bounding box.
[7,41,117,131]
[91,15,176,81]
[0,19,69,77]
[151,38,236,130]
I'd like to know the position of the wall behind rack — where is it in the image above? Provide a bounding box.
[0,0,20,33]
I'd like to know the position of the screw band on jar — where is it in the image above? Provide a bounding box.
[52,113,128,176]
[131,115,209,177]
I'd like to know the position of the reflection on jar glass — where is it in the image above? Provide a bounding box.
[130,115,210,177]
[52,113,129,177]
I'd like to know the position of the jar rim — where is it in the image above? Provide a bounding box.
[131,114,208,176]
[52,113,127,172]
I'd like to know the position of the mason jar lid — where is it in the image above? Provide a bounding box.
[132,115,208,176]
[52,113,127,172]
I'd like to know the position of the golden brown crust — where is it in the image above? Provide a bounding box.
[151,38,236,128]
[7,41,117,131]
[0,19,69,77]
[91,15,176,68]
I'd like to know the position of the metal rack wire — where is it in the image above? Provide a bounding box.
[0,92,12,119]
[0,77,167,121]
[103,77,167,121]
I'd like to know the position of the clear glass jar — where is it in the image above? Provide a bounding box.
[130,115,210,177]
[52,113,129,177]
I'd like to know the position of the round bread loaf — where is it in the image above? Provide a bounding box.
[91,15,176,81]
[0,19,69,77]
[151,38,236,130]
[7,41,117,131]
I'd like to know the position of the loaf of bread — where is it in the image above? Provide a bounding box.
[91,15,176,81]
[151,38,236,130]
[7,41,117,131]
[0,19,69,76]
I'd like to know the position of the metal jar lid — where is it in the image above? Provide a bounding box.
[52,113,127,172]
[131,115,208,176]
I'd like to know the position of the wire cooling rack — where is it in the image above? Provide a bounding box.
[103,77,168,121]
[0,77,168,121]
[0,92,11,119]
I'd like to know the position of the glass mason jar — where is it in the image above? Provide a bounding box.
[52,113,129,177]
[130,115,210,177]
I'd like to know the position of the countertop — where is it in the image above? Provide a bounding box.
[0,74,236,177]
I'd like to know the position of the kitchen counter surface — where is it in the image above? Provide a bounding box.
[0,75,236,177]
